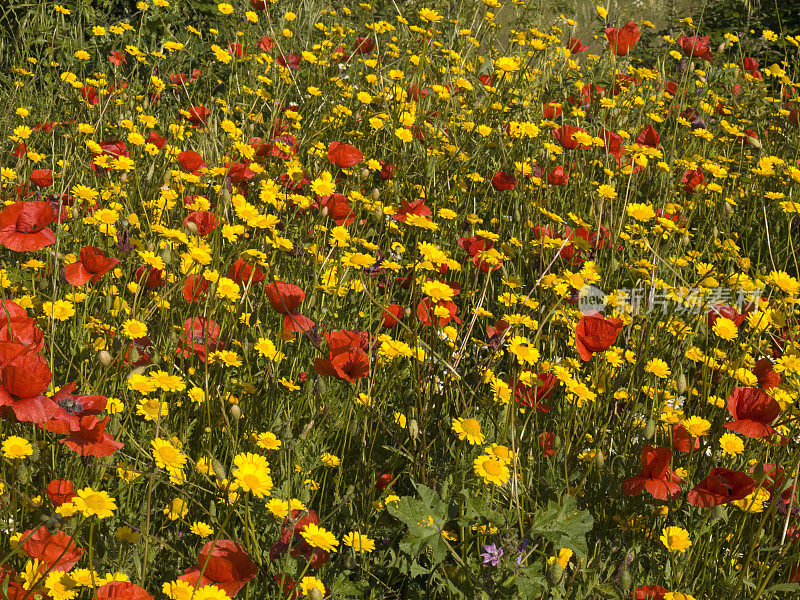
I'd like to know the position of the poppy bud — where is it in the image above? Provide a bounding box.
[408,419,419,440]
[404,306,412,319]
[229,404,241,420]
[620,569,632,590]
[129,347,140,365]
[712,226,719,238]
[72,206,81,219]
[676,373,687,394]
[30,442,40,462]
[17,462,29,485]
[594,449,605,469]
[185,221,199,235]
[371,188,380,201]
[752,462,766,482]
[161,245,172,265]
[644,419,656,440]
[211,457,227,480]
[360,168,371,180]
[315,375,327,397]
[97,350,113,367]
[724,202,733,215]
[681,234,691,246]
[546,561,563,585]
[309,589,324,600]
[554,435,562,450]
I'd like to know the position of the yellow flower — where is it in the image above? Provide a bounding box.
[321,452,340,467]
[233,452,273,497]
[299,576,326,598]
[121,319,148,339]
[163,497,189,520]
[395,127,413,143]
[712,317,738,340]
[73,487,117,518]
[418,8,443,23]
[2,436,33,459]
[342,531,376,552]
[474,454,510,486]
[43,300,75,321]
[681,416,711,437]
[452,417,485,445]
[660,526,692,553]
[151,438,187,473]
[311,171,336,196]
[596,5,608,19]
[190,521,214,537]
[495,56,521,72]
[301,523,339,552]
[627,203,656,221]
[217,3,234,14]
[645,358,670,379]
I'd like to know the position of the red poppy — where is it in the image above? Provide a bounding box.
[672,423,701,453]
[327,142,363,168]
[514,373,555,412]
[622,446,683,500]
[81,85,99,105]
[22,527,84,571]
[265,282,305,314]
[375,473,395,489]
[185,106,211,126]
[687,468,756,507]
[724,386,780,439]
[392,198,432,223]
[177,150,205,173]
[678,36,713,61]
[379,162,396,180]
[634,586,669,600]
[568,37,587,53]
[265,282,315,333]
[606,21,641,56]
[180,541,257,597]
[552,124,590,150]
[575,314,623,361]
[314,345,370,383]
[491,171,517,191]
[543,103,563,118]
[707,304,746,328]
[0,344,55,423]
[43,382,107,434]
[228,42,246,58]
[353,37,375,54]
[182,275,211,303]
[65,247,120,286]
[146,131,166,149]
[547,166,569,185]
[60,415,123,457]
[635,125,661,148]
[108,51,127,66]
[46,479,76,506]
[0,300,44,350]
[251,0,268,9]
[753,357,781,390]
[416,297,461,327]
[277,54,300,70]
[95,582,154,600]
[318,193,355,226]
[177,317,223,362]
[539,432,556,457]
[135,266,166,290]
[227,259,266,286]
[252,134,298,160]
[29,169,53,188]
[226,162,254,186]
[681,168,705,192]
[601,129,625,160]
[458,236,492,258]
[472,249,503,273]
[381,304,404,328]
[184,211,218,236]
[0,201,56,252]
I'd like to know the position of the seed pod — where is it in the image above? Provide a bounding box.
[211,457,227,480]
[17,462,29,485]
[644,419,656,440]
[185,221,199,235]
[594,449,605,469]
[371,188,380,201]
[546,561,563,586]
[408,419,419,440]
[621,569,632,591]
[681,234,691,246]
[71,206,81,219]
[229,404,241,420]
[724,202,733,215]
[373,204,383,220]
[676,373,687,394]
[97,350,113,367]
[360,168,371,180]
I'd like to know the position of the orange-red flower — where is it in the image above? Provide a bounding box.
[575,314,623,361]
[0,201,56,252]
[605,21,641,56]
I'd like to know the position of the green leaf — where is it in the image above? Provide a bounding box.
[527,494,594,559]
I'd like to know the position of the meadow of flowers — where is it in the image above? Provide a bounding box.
[1,0,800,598]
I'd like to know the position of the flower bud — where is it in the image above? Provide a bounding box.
[675,373,687,394]
[360,168,371,180]
[371,188,380,201]
[185,221,199,235]
[408,419,419,440]
[546,561,563,586]
[229,404,241,420]
[211,457,227,480]
[644,419,656,440]
[97,350,113,367]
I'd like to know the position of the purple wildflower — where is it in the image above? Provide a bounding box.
[480,543,504,566]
